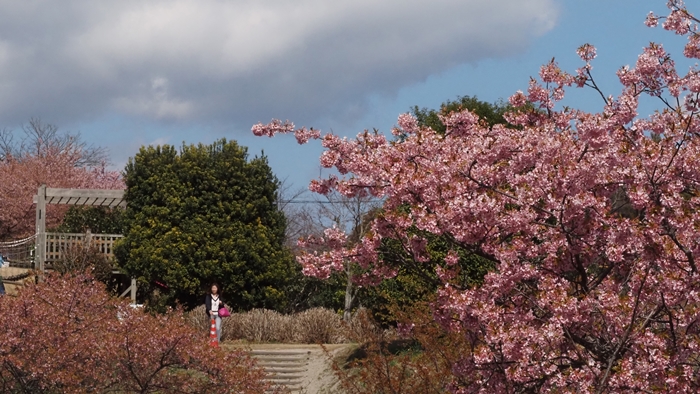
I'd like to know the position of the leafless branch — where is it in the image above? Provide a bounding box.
[0,118,109,167]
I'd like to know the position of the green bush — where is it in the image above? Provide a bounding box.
[115,140,296,311]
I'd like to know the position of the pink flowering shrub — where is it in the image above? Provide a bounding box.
[254,1,700,392]
[0,272,269,393]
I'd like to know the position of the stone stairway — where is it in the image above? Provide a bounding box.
[250,349,311,393]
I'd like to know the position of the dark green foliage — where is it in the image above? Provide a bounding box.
[54,206,124,234]
[362,230,495,327]
[114,139,296,311]
[284,271,348,314]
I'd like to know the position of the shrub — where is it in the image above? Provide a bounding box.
[0,272,269,393]
[187,305,292,342]
[187,306,350,344]
[186,304,211,333]
[292,307,346,344]
[331,303,461,394]
[52,241,113,283]
[346,307,382,340]
[230,308,291,343]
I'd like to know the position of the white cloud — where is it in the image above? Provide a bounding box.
[113,77,194,119]
[0,0,559,127]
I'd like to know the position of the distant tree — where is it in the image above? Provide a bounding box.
[0,118,108,166]
[272,181,341,313]
[410,95,512,134]
[0,120,123,239]
[115,140,296,311]
[302,191,381,321]
[276,179,321,251]
[362,227,495,327]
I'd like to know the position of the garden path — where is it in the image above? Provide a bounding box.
[226,343,353,393]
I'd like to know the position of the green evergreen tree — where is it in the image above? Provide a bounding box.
[411,95,512,133]
[114,139,295,311]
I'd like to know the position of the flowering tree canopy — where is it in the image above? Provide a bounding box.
[0,272,269,393]
[0,127,123,239]
[254,1,700,392]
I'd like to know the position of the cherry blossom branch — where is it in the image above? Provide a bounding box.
[597,266,651,392]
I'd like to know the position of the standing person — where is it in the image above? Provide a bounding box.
[204,283,226,343]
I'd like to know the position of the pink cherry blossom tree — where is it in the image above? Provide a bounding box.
[0,121,123,239]
[254,1,700,391]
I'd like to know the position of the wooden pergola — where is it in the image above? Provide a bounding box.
[33,185,136,302]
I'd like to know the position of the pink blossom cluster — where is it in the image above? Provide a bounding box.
[646,0,700,59]
[0,146,124,238]
[251,119,320,144]
[255,1,700,392]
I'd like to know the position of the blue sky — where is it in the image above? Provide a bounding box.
[0,0,684,193]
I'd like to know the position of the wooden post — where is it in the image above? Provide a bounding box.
[85,229,92,248]
[35,185,46,272]
[118,277,138,305]
[130,277,136,304]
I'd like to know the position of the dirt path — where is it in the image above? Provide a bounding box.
[225,343,354,393]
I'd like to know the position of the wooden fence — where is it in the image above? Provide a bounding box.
[45,231,123,262]
[2,231,135,302]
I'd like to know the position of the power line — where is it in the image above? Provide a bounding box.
[278,199,383,204]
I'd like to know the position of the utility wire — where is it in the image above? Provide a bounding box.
[278,199,383,204]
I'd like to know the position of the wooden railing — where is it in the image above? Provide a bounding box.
[45,231,124,262]
[3,230,135,303]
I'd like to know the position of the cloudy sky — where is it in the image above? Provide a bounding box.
[0,0,677,190]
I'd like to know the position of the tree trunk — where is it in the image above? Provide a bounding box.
[343,266,354,322]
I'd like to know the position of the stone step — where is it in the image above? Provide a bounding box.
[251,350,311,356]
[255,357,309,364]
[257,362,308,369]
[266,386,303,393]
[265,374,305,380]
[266,379,304,385]
[263,367,308,374]
[253,352,309,356]
[255,358,309,365]
[246,347,323,393]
